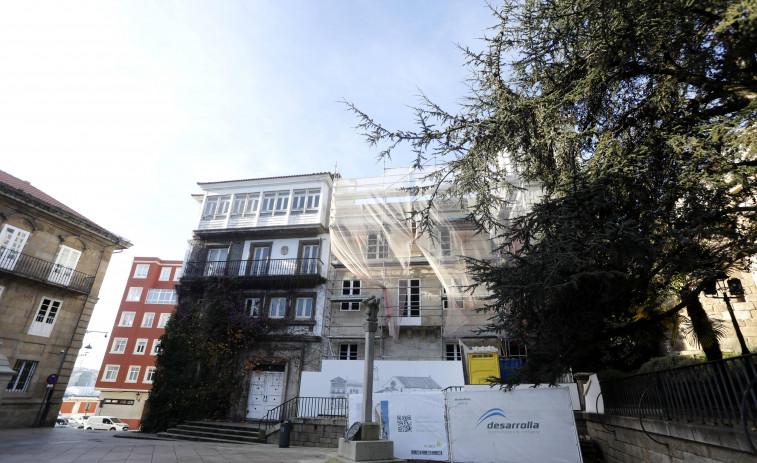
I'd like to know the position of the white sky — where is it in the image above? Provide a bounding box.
[0,0,495,369]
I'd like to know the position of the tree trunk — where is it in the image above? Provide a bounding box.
[686,296,723,361]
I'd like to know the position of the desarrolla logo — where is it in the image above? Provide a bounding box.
[475,408,540,431]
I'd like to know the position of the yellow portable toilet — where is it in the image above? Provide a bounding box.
[467,347,500,384]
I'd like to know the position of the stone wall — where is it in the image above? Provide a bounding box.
[267,416,346,448]
[578,412,756,463]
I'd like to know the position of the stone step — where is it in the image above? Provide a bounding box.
[184,420,263,432]
[175,424,261,438]
[163,427,263,444]
[156,431,261,446]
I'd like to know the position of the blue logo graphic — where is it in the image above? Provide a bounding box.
[475,408,507,428]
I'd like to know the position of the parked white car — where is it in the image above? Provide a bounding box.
[84,416,129,431]
[68,415,91,428]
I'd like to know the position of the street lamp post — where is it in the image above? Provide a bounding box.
[705,277,750,356]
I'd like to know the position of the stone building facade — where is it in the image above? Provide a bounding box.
[0,169,130,428]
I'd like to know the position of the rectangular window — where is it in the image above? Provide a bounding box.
[48,245,82,286]
[204,248,228,276]
[84,402,93,412]
[0,224,30,271]
[273,190,289,215]
[111,338,128,354]
[157,313,171,328]
[174,267,182,280]
[28,298,61,337]
[159,267,171,281]
[245,297,262,317]
[295,298,313,319]
[150,339,161,355]
[133,264,149,278]
[134,339,148,355]
[441,287,465,310]
[269,297,286,318]
[144,367,156,383]
[342,280,361,295]
[145,289,177,304]
[232,192,260,216]
[260,191,276,215]
[0,286,4,302]
[366,233,388,259]
[6,360,37,392]
[440,228,452,257]
[398,279,421,317]
[126,366,140,383]
[305,189,320,213]
[202,195,231,219]
[119,312,136,327]
[141,312,155,328]
[339,344,358,360]
[299,243,319,274]
[126,287,143,302]
[341,301,360,311]
[445,343,462,361]
[103,398,135,405]
[102,365,119,382]
[291,190,307,214]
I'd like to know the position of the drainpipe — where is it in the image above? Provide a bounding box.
[34,239,124,426]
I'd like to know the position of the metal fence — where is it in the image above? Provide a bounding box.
[263,396,347,430]
[184,258,322,278]
[601,353,757,428]
[0,247,94,294]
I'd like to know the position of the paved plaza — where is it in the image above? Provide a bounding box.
[0,427,334,463]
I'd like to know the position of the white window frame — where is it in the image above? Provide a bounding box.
[232,192,261,217]
[398,279,421,318]
[245,297,262,317]
[150,339,160,355]
[445,343,462,361]
[144,367,156,383]
[158,267,171,281]
[111,338,128,354]
[295,297,313,319]
[145,289,177,304]
[273,190,290,215]
[119,312,136,327]
[0,224,30,271]
[305,189,320,213]
[126,366,140,383]
[157,313,171,329]
[6,359,37,392]
[342,280,361,296]
[48,245,82,286]
[339,343,358,360]
[141,312,155,328]
[366,233,388,259]
[126,287,143,302]
[134,339,148,355]
[340,301,360,311]
[290,189,307,214]
[203,195,231,220]
[174,267,182,280]
[133,264,149,278]
[102,365,119,382]
[439,228,452,257]
[28,297,62,337]
[269,297,286,318]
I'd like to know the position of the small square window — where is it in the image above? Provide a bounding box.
[142,312,155,328]
[119,312,136,327]
[133,264,149,278]
[445,343,462,361]
[339,344,358,360]
[159,267,171,281]
[126,287,142,302]
[342,280,361,296]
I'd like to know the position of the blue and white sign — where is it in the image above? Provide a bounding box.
[446,388,582,463]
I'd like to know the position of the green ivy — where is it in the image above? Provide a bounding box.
[141,278,273,432]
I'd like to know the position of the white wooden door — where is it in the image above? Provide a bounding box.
[246,370,285,420]
[0,224,30,271]
[48,245,81,285]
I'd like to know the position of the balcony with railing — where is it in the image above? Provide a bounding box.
[182,258,325,288]
[0,246,95,294]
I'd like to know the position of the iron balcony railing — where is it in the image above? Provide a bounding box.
[262,396,347,430]
[601,353,757,428]
[183,258,322,278]
[0,246,95,294]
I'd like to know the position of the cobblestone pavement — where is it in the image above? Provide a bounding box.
[0,427,334,463]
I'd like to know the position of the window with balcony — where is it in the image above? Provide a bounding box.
[126,366,140,383]
[0,224,30,271]
[6,360,37,392]
[145,289,177,304]
[119,312,136,327]
[142,312,155,328]
[111,338,127,354]
[232,192,260,217]
[203,195,231,220]
[204,248,228,276]
[295,297,313,319]
[126,287,143,302]
[159,267,171,281]
[28,297,61,337]
[339,344,358,360]
[398,279,421,317]
[269,297,286,318]
[366,233,389,259]
[48,245,81,286]
[133,264,149,278]
[299,243,319,274]
[102,365,119,382]
[157,313,171,328]
[134,339,148,355]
